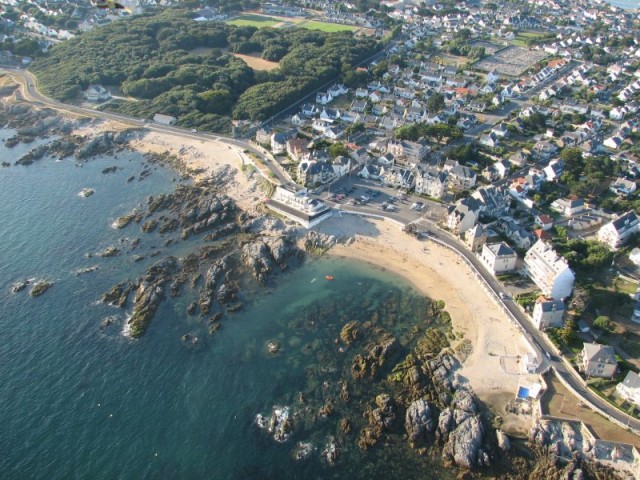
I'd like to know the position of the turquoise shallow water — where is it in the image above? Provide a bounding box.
[0,130,453,480]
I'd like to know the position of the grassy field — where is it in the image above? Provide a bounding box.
[226,14,281,28]
[227,14,359,33]
[296,20,358,32]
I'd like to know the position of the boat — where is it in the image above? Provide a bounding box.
[78,188,94,197]
[325,275,334,281]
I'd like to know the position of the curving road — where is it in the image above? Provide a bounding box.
[3,66,640,435]
[1,67,291,186]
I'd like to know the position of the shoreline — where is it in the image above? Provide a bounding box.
[317,215,538,434]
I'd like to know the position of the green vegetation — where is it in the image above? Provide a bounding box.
[553,238,613,277]
[394,121,463,144]
[29,8,380,131]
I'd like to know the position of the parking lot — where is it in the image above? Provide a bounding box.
[323,177,447,224]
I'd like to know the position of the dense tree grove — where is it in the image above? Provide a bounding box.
[29,8,380,131]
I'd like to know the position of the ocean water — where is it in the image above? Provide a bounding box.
[605,0,639,9]
[0,130,453,480]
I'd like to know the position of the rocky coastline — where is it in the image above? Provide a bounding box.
[1,98,626,479]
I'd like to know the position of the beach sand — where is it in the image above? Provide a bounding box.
[77,120,262,210]
[315,214,538,435]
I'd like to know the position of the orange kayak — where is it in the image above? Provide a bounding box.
[325,275,334,281]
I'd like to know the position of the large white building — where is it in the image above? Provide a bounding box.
[480,242,517,274]
[266,186,332,228]
[524,240,575,300]
[597,211,640,250]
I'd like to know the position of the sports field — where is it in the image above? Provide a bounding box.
[226,14,359,33]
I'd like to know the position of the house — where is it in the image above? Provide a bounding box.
[480,242,518,274]
[350,99,368,113]
[447,196,481,234]
[271,131,295,155]
[597,211,640,250]
[316,91,333,105]
[499,217,535,249]
[153,114,177,125]
[301,103,318,117]
[491,123,509,138]
[603,136,624,150]
[297,160,335,187]
[543,159,564,182]
[580,342,617,379]
[380,166,415,190]
[479,132,499,148]
[616,371,640,408]
[448,164,477,191]
[415,167,448,199]
[465,223,488,253]
[387,139,429,165]
[550,197,586,217]
[286,138,311,162]
[535,214,554,231]
[532,296,565,330]
[524,240,575,300]
[255,128,272,146]
[84,85,110,102]
[359,163,382,181]
[610,177,637,197]
[472,185,511,218]
[331,155,352,178]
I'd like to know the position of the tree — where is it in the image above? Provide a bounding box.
[559,317,577,344]
[426,93,445,115]
[329,142,349,159]
[593,316,615,333]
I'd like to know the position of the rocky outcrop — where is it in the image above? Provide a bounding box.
[75,132,117,160]
[101,280,134,307]
[351,334,397,380]
[405,398,435,442]
[30,280,53,297]
[440,389,485,469]
[529,418,593,458]
[255,405,292,443]
[126,257,177,338]
[241,241,276,284]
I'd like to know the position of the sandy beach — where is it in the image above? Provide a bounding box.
[76,119,262,210]
[315,215,539,434]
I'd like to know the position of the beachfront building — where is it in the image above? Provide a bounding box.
[616,371,640,408]
[524,240,575,301]
[465,223,488,253]
[479,242,517,275]
[266,186,332,229]
[580,342,617,379]
[415,167,448,200]
[531,296,565,330]
[597,211,640,250]
[446,197,480,235]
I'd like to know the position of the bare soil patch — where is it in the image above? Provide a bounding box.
[232,53,280,71]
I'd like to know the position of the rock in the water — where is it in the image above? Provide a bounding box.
[30,280,52,297]
[255,405,292,443]
[405,398,435,442]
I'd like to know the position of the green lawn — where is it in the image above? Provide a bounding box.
[226,14,281,28]
[621,331,640,358]
[296,20,358,32]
